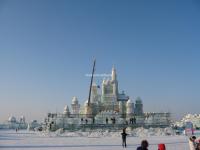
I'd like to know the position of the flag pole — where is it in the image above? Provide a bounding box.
[88,59,96,106]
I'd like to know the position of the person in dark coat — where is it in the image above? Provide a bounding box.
[106,117,108,124]
[121,128,128,148]
[133,117,136,124]
[92,117,95,124]
[136,140,149,150]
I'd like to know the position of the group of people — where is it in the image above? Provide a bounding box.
[121,128,166,150]
[121,130,200,150]
[81,117,116,124]
[129,117,136,124]
[189,135,200,150]
[81,118,88,124]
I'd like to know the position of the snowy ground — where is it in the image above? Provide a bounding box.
[0,129,190,150]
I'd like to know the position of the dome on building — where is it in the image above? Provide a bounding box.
[72,97,78,105]
[8,116,16,122]
[20,116,25,122]
[84,99,89,106]
[20,115,25,119]
[64,105,69,111]
[63,105,70,115]
[127,99,134,105]
[135,97,142,103]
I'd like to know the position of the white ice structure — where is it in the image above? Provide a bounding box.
[27,120,41,131]
[71,97,80,115]
[0,115,28,129]
[126,99,134,115]
[174,114,200,128]
[44,67,170,131]
[63,105,70,116]
[8,116,16,123]
[20,116,26,124]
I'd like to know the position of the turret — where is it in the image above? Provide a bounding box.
[71,97,80,114]
[84,99,93,118]
[102,78,106,95]
[134,97,143,115]
[20,116,26,123]
[8,116,16,123]
[63,105,70,117]
[111,67,117,81]
[111,67,118,96]
[126,99,134,115]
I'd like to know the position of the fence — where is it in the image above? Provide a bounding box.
[45,112,171,131]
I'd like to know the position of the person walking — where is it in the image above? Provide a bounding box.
[121,128,128,148]
[136,140,149,150]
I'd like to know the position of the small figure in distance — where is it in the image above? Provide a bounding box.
[106,117,108,124]
[113,117,116,124]
[121,128,128,148]
[129,118,132,124]
[137,140,149,150]
[133,116,136,124]
[92,117,95,124]
[189,136,196,150]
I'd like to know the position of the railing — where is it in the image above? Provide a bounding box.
[47,112,170,119]
[45,112,171,131]
[46,122,172,131]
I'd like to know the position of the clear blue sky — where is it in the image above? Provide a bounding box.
[0,0,200,122]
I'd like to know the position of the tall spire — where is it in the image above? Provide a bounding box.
[111,66,117,81]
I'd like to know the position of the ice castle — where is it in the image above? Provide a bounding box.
[62,67,143,118]
[44,64,170,131]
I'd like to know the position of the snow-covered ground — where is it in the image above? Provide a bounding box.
[0,129,190,150]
